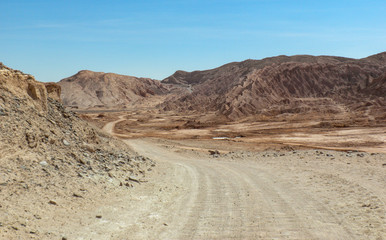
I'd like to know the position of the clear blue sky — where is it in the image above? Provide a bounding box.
[1,0,385,82]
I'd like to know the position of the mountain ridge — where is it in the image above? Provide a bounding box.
[57,52,385,122]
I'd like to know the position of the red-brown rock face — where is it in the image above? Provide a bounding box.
[160,53,386,120]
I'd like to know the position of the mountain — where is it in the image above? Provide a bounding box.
[58,70,168,109]
[160,52,386,120]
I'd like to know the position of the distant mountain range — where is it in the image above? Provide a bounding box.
[58,52,386,121]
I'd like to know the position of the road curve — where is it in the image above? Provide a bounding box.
[101,117,385,240]
[122,139,361,240]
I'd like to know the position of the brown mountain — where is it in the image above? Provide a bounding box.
[160,52,386,120]
[58,70,168,109]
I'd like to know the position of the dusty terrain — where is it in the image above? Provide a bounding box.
[75,115,385,239]
[2,51,385,239]
[80,107,386,154]
[0,64,154,239]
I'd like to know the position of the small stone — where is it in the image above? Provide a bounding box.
[208,150,220,155]
[48,200,57,205]
[72,193,83,198]
[39,161,48,166]
[96,215,102,219]
[128,175,141,183]
[62,139,70,146]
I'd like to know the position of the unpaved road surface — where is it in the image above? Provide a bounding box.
[92,117,386,240]
[114,139,384,240]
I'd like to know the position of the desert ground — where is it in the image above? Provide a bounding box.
[59,109,386,240]
[1,55,385,239]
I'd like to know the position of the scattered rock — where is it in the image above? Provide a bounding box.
[0,106,7,116]
[62,139,70,146]
[39,161,48,166]
[208,150,220,155]
[72,193,83,198]
[128,175,141,183]
[26,132,38,148]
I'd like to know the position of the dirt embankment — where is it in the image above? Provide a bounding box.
[0,64,154,239]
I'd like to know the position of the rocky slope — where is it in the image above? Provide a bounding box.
[0,63,154,239]
[58,70,168,109]
[161,52,386,121]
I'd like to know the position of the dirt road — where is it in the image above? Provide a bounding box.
[94,118,386,240]
[113,139,383,240]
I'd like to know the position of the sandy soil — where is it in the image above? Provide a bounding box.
[82,109,386,153]
[70,115,386,239]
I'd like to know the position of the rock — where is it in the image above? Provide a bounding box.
[128,175,141,183]
[39,161,48,166]
[96,215,102,219]
[72,193,83,198]
[62,139,70,146]
[0,106,7,116]
[208,150,220,155]
[26,132,38,148]
[48,200,57,205]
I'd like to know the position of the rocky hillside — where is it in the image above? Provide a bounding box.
[161,52,386,121]
[0,63,154,239]
[58,70,168,109]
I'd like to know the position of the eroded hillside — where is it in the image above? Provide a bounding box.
[0,63,154,239]
[161,53,386,121]
[58,70,169,109]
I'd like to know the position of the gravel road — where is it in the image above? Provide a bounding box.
[107,139,385,240]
